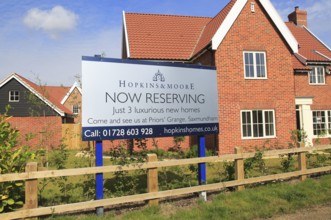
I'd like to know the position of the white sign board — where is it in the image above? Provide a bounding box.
[82,57,219,141]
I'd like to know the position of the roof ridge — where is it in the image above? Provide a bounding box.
[303,26,331,52]
[125,12,212,19]
[191,0,236,58]
[312,50,331,61]
[189,23,208,59]
[45,85,70,89]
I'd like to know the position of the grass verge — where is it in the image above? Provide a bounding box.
[45,174,331,220]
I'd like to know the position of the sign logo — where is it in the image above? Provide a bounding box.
[153,70,165,82]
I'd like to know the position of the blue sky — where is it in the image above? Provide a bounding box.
[0,0,330,86]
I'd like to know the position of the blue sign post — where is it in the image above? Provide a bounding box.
[95,141,104,216]
[198,135,207,201]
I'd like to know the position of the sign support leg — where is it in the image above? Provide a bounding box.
[96,140,104,216]
[198,135,207,201]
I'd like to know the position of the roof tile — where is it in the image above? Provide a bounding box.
[125,13,211,60]
[286,22,331,62]
[192,0,236,57]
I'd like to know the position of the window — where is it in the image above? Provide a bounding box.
[312,110,331,136]
[244,51,267,79]
[309,66,325,85]
[72,104,80,114]
[241,110,275,139]
[9,90,20,102]
[250,2,255,12]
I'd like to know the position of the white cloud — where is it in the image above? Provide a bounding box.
[23,5,78,39]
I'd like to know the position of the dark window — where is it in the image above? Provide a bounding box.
[9,90,20,102]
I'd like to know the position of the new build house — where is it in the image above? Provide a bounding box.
[0,73,82,149]
[122,0,331,154]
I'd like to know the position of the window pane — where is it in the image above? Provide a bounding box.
[264,111,274,136]
[309,71,316,84]
[256,53,260,64]
[244,52,255,78]
[245,53,249,64]
[245,66,250,78]
[256,53,266,78]
[317,67,325,84]
[252,110,263,137]
[242,111,252,137]
[248,53,253,64]
[253,124,258,137]
[253,111,258,124]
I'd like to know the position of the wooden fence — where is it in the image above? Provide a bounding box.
[0,144,331,219]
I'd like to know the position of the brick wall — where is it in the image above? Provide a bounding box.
[8,116,63,150]
[295,72,331,110]
[214,0,296,154]
[193,49,215,66]
[295,71,331,143]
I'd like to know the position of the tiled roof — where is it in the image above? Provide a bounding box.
[286,22,331,62]
[3,73,73,115]
[192,0,236,57]
[124,1,330,72]
[124,1,236,60]
[124,13,211,60]
[43,86,72,113]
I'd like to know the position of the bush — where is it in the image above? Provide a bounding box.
[0,106,35,212]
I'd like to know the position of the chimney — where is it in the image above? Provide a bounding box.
[288,6,308,27]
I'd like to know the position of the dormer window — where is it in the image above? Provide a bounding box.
[9,90,20,102]
[244,51,267,79]
[309,66,325,85]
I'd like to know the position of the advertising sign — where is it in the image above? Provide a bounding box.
[82,56,219,141]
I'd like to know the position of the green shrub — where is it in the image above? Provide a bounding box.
[0,106,35,212]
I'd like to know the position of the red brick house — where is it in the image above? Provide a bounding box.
[122,0,331,154]
[0,73,82,149]
[287,7,331,146]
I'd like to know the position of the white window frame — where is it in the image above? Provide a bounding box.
[243,51,267,79]
[72,104,80,114]
[309,66,325,85]
[312,110,331,137]
[241,109,276,139]
[9,90,20,102]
